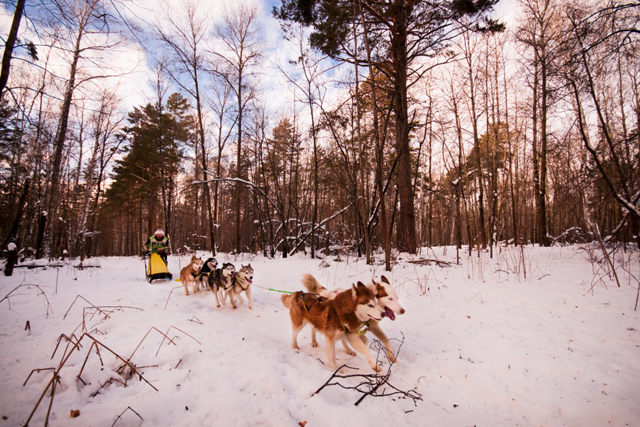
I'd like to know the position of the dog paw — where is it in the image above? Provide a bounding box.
[370,364,382,373]
[345,349,356,356]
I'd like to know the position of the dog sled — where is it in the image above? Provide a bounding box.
[145,253,173,283]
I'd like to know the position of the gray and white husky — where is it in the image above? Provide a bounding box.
[229,264,254,309]
[208,263,235,308]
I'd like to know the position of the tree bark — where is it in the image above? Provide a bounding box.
[0,0,25,97]
[391,3,417,254]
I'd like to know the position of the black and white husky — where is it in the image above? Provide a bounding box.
[208,263,235,308]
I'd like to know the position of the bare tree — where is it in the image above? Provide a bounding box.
[0,0,26,98]
[35,0,130,259]
[74,88,123,261]
[213,0,263,254]
[516,0,563,246]
[154,0,217,254]
[563,1,640,245]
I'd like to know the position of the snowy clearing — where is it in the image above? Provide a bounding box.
[0,246,638,427]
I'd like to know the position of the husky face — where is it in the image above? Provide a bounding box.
[191,256,204,272]
[236,264,254,284]
[220,263,236,279]
[206,258,218,271]
[373,276,405,321]
[353,282,384,322]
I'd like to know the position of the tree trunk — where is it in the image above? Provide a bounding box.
[36,29,83,259]
[0,0,25,97]
[3,178,30,251]
[391,3,416,254]
[194,74,216,255]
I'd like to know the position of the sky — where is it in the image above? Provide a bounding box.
[0,0,521,118]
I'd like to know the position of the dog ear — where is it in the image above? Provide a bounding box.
[374,282,384,295]
[356,281,368,293]
[351,284,358,301]
[381,275,390,284]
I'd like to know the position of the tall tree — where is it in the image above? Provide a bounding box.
[214,1,263,254]
[34,0,128,258]
[0,0,27,98]
[562,1,640,245]
[104,93,191,249]
[154,0,217,254]
[516,0,562,246]
[275,0,502,254]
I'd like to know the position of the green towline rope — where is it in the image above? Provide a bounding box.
[253,284,294,294]
[268,288,294,294]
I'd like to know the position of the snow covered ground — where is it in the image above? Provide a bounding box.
[0,246,638,427]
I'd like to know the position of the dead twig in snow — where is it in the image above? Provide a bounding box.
[111,406,144,426]
[312,335,422,406]
[23,332,159,426]
[164,286,184,310]
[0,283,53,318]
[125,326,201,364]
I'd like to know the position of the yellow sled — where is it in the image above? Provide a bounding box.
[146,253,173,283]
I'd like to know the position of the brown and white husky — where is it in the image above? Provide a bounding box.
[281,282,385,372]
[302,274,405,363]
[179,255,204,295]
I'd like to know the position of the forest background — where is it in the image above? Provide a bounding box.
[0,0,638,268]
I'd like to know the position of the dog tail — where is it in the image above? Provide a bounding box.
[281,292,295,308]
[301,274,325,294]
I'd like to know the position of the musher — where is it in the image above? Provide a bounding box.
[143,229,171,265]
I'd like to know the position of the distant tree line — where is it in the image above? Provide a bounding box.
[0,0,638,269]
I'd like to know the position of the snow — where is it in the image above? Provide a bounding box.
[7,243,16,251]
[1,246,639,427]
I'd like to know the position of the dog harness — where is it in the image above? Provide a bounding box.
[221,279,234,291]
[297,292,370,336]
[337,316,370,335]
[234,276,251,291]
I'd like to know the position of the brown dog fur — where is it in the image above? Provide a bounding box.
[302,273,402,363]
[281,282,384,372]
[180,255,204,296]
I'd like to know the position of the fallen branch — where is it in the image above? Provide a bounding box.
[406,258,452,267]
[312,335,422,406]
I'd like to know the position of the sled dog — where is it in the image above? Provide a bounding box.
[229,264,254,309]
[180,255,204,295]
[197,257,218,290]
[281,282,385,372]
[208,263,235,308]
[302,274,405,362]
